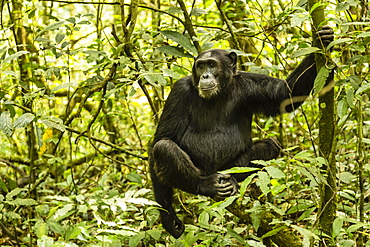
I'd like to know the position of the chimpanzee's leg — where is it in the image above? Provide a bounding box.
[225,138,281,182]
[249,138,281,161]
[150,138,239,238]
[150,169,184,238]
[152,139,238,198]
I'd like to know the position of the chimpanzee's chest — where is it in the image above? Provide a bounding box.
[178,99,251,173]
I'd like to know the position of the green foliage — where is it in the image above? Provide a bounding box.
[0,0,369,246]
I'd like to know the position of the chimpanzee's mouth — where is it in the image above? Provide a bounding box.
[199,84,217,91]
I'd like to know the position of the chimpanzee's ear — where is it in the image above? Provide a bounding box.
[228,52,237,71]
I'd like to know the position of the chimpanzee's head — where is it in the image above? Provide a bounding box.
[192,49,237,99]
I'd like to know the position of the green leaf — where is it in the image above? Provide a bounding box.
[313,66,330,94]
[0,70,17,77]
[341,22,370,26]
[240,173,258,197]
[0,180,8,193]
[256,171,269,195]
[52,204,74,221]
[184,231,207,245]
[146,229,161,241]
[55,33,65,44]
[265,166,285,179]
[346,88,355,108]
[227,228,246,244]
[291,225,319,247]
[35,37,53,42]
[51,83,74,93]
[47,220,66,235]
[337,99,348,119]
[0,112,12,136]
[162,68,182,79]
[356,82,370,95]
[65,226,82,241]
[357,31,370,38]
[13,113,35,129]
[99,229,136,236]
[143,73,167,87]
[3,51,30,64]
[160,30,197,55]
[199,211,210,225]
[309,2,325,13]
[157,45,193,58]
[207,195,238,210]
[37,21,64,37]
[220,166,260,174]
[45,21,65,31]
[190,8,207,16]
[40,119,66,132]
[291,47,321,58]
[339,171,354,184]
[297,207,316,221]
[250,202,261,231]
[347,222,367,233]
[127,173,142,185]
[291,13,309,27]
[36,222,49,238]
[36,236,54,246]
[287,203,313,214]
[5,211,21,220]
[261,226,286,239]
[167,6,183,14]
[332,218,343,238]
[8,198,38,206]
[340,240,356,247]
[129,232,145,247]
[6,188,23,201]
[66,17,76,24]
[326,38,353,50]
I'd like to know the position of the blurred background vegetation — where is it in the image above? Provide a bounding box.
[0,0,369,246]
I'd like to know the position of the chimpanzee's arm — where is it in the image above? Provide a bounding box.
[152,77,192,143]
[242,27,334,116]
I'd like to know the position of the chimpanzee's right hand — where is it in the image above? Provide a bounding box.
[198,173,239,200]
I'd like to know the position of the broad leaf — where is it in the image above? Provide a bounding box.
[265,166,285,179]
[157,46,193,58]
[220,166,260,174]
[160,30,197,55]
[337,99,348,119]
[291,47,320,58]
[356,82,370,95]
[313,66,330,94]
[0,111,12,136]
[326,38,353,50]
[8,198,38,206]
[332,218,343,238]
[13,113,35,129]
[3,51,29,64]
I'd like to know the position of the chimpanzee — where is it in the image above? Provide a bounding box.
[149,27,334,238]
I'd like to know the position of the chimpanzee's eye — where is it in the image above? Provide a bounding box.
[209,61,216,68]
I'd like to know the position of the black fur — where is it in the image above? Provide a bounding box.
[149,27,334,238]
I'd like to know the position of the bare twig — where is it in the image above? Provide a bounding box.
[0,158,26,176]
[65,126,147,160]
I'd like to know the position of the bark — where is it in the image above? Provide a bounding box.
[307,0,337,246]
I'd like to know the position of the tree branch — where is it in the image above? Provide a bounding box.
[176,0,202,53]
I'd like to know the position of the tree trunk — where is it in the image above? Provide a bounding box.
[307,0,337,246]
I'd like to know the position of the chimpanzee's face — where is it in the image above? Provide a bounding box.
[192,49,237,99]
